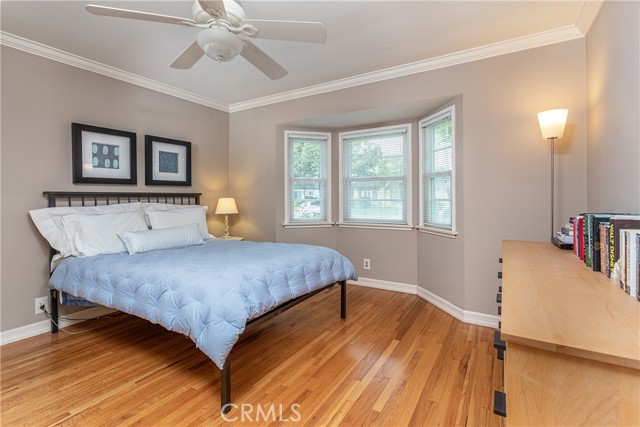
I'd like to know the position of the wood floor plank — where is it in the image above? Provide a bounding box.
[1,286,502,426]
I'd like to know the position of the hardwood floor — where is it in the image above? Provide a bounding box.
[1,286,503,426]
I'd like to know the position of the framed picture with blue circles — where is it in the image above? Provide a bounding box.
[144,135,191,186]
[71,123,137,185]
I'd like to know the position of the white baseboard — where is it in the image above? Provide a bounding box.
[351,278,500,329]
[350,277,417,295]
[0,306,117,346]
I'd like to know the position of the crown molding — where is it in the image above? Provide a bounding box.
[2,23,584,115]
[575,0,604,35]
[228,25,584,112]
[0,31,230,113]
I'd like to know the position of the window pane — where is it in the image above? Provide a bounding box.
[346,179,405,222]
[344,133,407,178]
[291,181,327,221]
[428,200,451,227]
[290,139,324,179]
[420,107,454,230]
[341,126,410,224]
[428,175,451,200]
[286,132,330,224]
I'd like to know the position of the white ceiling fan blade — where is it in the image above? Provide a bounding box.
[240,39,287,80]
[85,5,197,26]
[170,42,205,69]
[243,20,327,44]
[198,0,227,19]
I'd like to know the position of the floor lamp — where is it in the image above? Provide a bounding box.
[537,109,568,241]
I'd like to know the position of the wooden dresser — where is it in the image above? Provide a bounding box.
[501,240,640,426]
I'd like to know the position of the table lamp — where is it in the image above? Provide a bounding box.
[215,197,239,238]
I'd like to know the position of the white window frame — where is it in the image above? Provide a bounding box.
[338,124,412,230]
[418,105,457,238]
[284,130,332,227]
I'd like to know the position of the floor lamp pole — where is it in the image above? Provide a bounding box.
[550,137,555,241]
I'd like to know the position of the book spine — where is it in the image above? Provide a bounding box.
[592,218,602,272]
[609,222,616,278]
[579,217,586,260]
[586,215,593,268]
[637,234,640,301]
[599,224,607,275]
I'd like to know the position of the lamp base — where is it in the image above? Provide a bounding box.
[552,236,573,250]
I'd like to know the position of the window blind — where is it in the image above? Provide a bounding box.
[286,133,330,223]
[341,126,410,224]
[420,108,454,230]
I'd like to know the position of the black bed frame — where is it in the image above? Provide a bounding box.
[43,191,346,414]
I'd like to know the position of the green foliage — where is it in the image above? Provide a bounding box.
[291,139,322,178]
[347,140,404,177]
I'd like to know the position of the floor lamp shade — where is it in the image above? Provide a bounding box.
[537,109,568,140]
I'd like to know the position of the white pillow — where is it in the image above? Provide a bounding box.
[118,223,205,254]
[29,203,142,257]
[61,211,148,257]
[146,206,209,239]
[142,203,208,228]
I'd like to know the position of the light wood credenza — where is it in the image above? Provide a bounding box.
[501,240,640,426]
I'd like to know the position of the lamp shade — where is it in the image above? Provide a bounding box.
[537,109,569,140]
[215,198,239,215]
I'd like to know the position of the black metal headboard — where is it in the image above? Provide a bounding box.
[43,191,202,208]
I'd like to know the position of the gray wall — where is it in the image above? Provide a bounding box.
[1,47,229,331]
[586,1,640,213]
[229,39,588,315]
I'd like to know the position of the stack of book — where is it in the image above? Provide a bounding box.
[570,213,640,301]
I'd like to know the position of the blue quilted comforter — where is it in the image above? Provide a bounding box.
[49,240,357,369]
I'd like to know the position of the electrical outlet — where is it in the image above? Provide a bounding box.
[363,258,371,270]
[35,296,48,315]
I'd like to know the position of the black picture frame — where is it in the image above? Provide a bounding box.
[145,135,192,186]
[72,123,137,185]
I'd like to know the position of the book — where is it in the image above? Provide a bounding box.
[610,216,640,284]
[591,216,616,272]
[583,214,620,270]
[621,230,640,296]
[575,216,585,260]
[599,223,609,276]
[637,234,640,301]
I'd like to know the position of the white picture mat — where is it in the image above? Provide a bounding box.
[81,130,132,179]
[152,141,187,182]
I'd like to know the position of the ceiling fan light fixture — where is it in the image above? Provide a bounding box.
[196,27,243,62]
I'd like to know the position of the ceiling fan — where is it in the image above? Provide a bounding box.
[85,0,328,80]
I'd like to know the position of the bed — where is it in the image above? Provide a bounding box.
[34,191,357,413]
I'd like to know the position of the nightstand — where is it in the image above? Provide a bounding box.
[220,236,244,241]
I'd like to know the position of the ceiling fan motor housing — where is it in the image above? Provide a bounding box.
[197,27,244,62]
[192,0,246,25]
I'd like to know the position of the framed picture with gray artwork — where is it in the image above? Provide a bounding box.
[144,135,191,186]
[72,123,137,185]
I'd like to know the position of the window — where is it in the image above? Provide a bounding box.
[419,105,456,234]
[284,131,331,225]
[339,124,411,226]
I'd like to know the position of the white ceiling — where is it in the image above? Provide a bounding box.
[1,1,598,112]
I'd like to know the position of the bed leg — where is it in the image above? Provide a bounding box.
[220,358,231,414]
[50,289,59,333]
[340,280,347,319]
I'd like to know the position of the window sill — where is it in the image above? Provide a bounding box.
[282,222,334,228]
[417,226,458,239]
[337,223,414,231]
